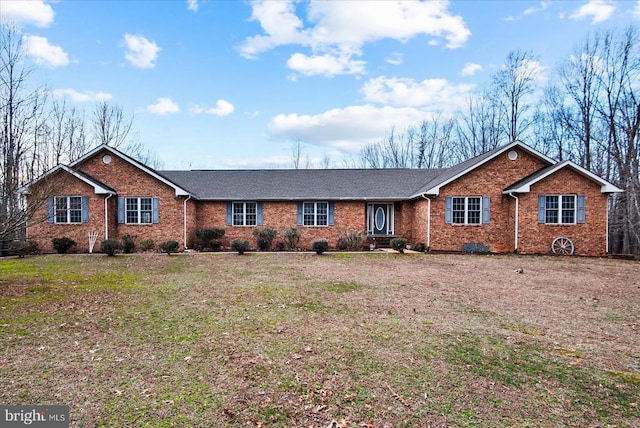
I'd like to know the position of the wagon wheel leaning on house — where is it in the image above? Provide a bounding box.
[551,236,575,255]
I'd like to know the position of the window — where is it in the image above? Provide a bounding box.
[450,196,482,225]
[297,202,334,226]
[540,194,583,224]
[118,197,158,224]
[233,202,257,226]
[52,196,84,224]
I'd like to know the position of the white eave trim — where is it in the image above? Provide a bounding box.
[18,164,116,195]
[71,144,192,197]
[502,160,623,194]
[410,140,556,198]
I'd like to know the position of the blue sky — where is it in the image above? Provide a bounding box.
[3,0,639,169]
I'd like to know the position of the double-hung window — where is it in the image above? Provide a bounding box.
[233,202,257,226]
[539,194,584,224]
[452,196,481,225]
[297,202,334,226]
[118,197,159,224]
[53,196,83,223]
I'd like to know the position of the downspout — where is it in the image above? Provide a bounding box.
[606,194,610,254]
[508,193,519,253]
[421,194,431,251]
[104,193,113,240]
[183,195,192,250]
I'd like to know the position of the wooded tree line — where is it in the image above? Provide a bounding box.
[352,27,639,255]
[0,25,159,247]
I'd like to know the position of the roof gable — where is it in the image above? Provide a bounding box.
[504,160,623,194]
[19,164,116,195]
[72,144,192,197]
[411,141,555,197]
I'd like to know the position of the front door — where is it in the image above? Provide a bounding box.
[368,203,394,235]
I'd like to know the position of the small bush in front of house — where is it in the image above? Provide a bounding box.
[390,237,408,254]
[253,228,277,251]
[311,238,329,255]
[336,229,366,251]
[274,240,286,251]
[195,228,225,251]
[9,241,38,258]
[100,239,121,257]
[283,227,302,250]
[412,242,426,253]
[52,237,76,254]
[121,234,136,254]
[231,239,250,255]
[159,240,179,255]
[140,239,155,251]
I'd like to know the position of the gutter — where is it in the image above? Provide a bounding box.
[421,194,431,251]
[508,193,519,253]
[183,195,192,249]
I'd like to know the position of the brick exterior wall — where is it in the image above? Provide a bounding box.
[28,149,190,253]
[195,201,370,249]
[26,146,612,256]
[517,169,609,256]
[430,148,549,253]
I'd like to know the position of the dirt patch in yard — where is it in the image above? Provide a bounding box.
[0,253,638,427]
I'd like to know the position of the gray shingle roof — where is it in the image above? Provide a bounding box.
[159,168,446,200]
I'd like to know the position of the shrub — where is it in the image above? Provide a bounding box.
[230,239,250,255]
[283,227,302,250]
[140,239,155,251]
[412,242,427,253]
[159,240,179,255]
[274,240,286,252]
[390,237,408,254]
[336,229,366,250]
[252,228,277,251]
[121,234,136,254]
[9,241,38,258]
[311,238,329,255]
[52,237,76,254]
[100,239,121,256]
[195,228,225,251]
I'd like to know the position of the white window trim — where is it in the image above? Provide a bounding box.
[232,201,257,226]
[545,194,577,225]
[54,196,82,224]
[452,196,482,225]
[303,201,329,227]
[125,197,153,225]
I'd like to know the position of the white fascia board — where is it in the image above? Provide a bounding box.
[416,141,556,198]
[502,161,623,194]
[60,165,116,194]
[72,144,192,197]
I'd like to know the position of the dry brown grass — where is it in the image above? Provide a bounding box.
[1,252,639,427]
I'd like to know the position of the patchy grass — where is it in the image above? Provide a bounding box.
[0,253,639,427]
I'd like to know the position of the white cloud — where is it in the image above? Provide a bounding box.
[1,0,54,27]
[267,105,434,153]
[22,35,69,67]
[361,76,475,110]
[239,0,471,76]
[386,52,403,66]
[570,0,615,23]
[52,88,112,103]
[147,98,180,115]
[190,99,235,116]
[461,63,483,77]
[187,0,198,11]
[287,52,366,76]
[633,0,640,18]
[123,34,160,69]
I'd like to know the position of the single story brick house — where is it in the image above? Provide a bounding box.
[22,140,622,256]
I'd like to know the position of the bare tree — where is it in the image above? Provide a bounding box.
[92,100,133,148]
[492,49,540,143]
[0,25,48,244]
[290,140,303,169]
[455,91,503,160]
